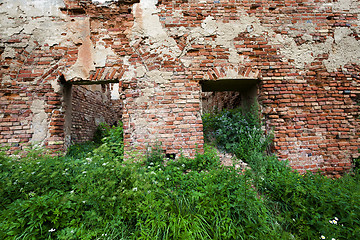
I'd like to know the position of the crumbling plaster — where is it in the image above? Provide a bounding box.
[0,0,359,174]
[30,99,48,145]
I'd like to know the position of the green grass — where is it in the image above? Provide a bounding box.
[0,112,359,239]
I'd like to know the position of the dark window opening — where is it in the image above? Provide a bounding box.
[200,78,259,114]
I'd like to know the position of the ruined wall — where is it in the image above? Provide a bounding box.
[0,0,70,151]
[71,84,122,143]
[0,0,359,175]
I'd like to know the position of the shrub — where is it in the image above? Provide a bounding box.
[1,111,359,240]
[202,105,272,161]
[202,104,360,240]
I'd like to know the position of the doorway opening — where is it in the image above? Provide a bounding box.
[62,78,122,148]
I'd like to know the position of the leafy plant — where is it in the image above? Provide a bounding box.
[202,105,272,161]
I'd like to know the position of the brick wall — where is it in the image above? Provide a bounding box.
[70,84,122,143]
[0,0,359,175]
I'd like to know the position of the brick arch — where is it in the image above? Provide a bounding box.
[204,66,260,81]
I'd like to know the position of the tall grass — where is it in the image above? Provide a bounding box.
[0,109,359,239]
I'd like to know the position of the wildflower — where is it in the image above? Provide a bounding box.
[333,220,337,224]
[148,166,151,168]
[86,157,92,162]
[334,217,338,221]
[150,162,154,165]
[166,177,169,180]
[82,201,86,203]
[320,235,325,239]
[49,228,56,232]
[182,164,185,167]
[31,171,35,174]
[82,171,87,174]
[70,190,74,194]
[151,171,156,175]
[331,238,336,240]
[132,187,138,191]
[102,162,108,166]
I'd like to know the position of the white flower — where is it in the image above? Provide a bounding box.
[82,171,87,174]
[151,171,156,175]
[49,228,56,232]
[148,166,151,168]
[292,218,295,222]
[182,164,185,167]
[166,177,169,180]
[333,220,337,224]
[82,201,86,203]
[31,171,35,175]
[334,217,338,221]
[331,238,336,240]
[150,162,154,165]
[132,187,138,191]
[320,235,325,239]
[70,190,74,194]
[102,162,108,166]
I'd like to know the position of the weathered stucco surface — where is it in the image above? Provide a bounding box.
[0,0,359,176]
[30,99,48,145]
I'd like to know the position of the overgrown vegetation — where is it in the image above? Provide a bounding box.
[0,109,359,239]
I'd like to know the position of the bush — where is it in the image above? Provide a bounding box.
[202,104,360,240]
[202,105,272,161]
[1,112,359,239]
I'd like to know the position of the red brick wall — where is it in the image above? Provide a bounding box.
[71,85,122,143]
[0,0,359,175]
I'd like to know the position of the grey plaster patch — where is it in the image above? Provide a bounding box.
[333,0,358,12]
[30,99,48,145]
[324,29,360,72]
[50,79,61,93]
[94,40,116,67]
[1,46,16,59]
[110,83,120,100]
[0,0,67,49]
[64,18,95,80]
[131,0,181,61]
